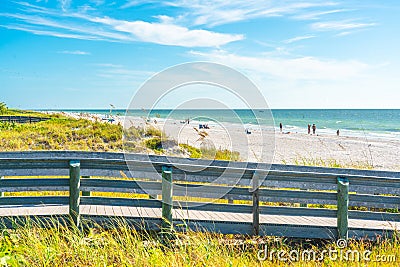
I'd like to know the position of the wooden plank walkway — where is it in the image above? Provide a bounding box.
[1,151,399,239]
[0,205,397,239]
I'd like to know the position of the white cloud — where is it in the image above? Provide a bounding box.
[93,63,124,68]
[90,0,105,5]
[122,0,339,26]
[188,50,392,109]
[0,24,103,40]
[58,50,91,55]
[312,20,376,31]
[283,35,315,44]
[154,15,175,24]
[60,0,71,12]
[335,31,352,37]
[95,64,154,81]
[92,17,243,47]
[0,4,243,47]
[292,9,351,20]
[189,50,370,81]
[78,4,96,13]
[0,13,133,41]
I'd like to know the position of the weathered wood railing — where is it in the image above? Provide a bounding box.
[0,151,399,240]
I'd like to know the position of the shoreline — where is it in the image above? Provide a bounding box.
[41,109,400,142]
[55,111,400,171]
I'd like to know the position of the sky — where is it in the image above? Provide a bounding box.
[0,0,399,109]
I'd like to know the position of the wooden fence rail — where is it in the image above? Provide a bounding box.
[0,116,51,123]
[0,151,399,240]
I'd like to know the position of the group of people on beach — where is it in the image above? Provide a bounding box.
[279,122,316,135]
[280,122,340,136]
[279,123,317,135]
[307,124,317,135]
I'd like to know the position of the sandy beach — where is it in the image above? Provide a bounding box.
[61,112,400,171]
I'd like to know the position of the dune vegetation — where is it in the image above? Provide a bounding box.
[0,218,398,266]
[0,105,398,266]
[0,106,239,161]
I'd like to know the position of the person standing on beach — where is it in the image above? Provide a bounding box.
[279,123,283,133]
[337,129,340,136]
[312,124,316,135]
[308,124,311,134]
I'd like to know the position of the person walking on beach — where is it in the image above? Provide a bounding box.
[279,123,283,133]
[308,124,311,135]
[337,129,340,136]
[312,124,316,135]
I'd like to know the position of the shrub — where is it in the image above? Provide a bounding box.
[0,101,7,114]
[145,126,163,137]
[145,137,163,151]
[179,144,201,158]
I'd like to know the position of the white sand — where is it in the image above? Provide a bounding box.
[123,116,400,171]
[61,112,400,171]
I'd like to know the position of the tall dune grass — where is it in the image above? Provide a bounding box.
[0,217,398,266]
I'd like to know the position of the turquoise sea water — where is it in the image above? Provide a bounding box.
[44,109,400,140]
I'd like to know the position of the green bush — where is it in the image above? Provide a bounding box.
[0,102,7,114]
[180,144,202,158]
[145,137,163,151]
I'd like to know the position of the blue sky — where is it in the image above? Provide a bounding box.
[0,0,399,109]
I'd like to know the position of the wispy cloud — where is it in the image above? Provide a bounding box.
[0,2,243,47]
[95,64,154,81]
[58,50,91,55]
[283,35,315,44]
[90,0,105,6]
[0,24,103,40]
[312,20,377,31]
[292,9,351,20]
[119,1,377,41]
[93,63,124,68]
[189,50,370,81]
[335,31,353,37]
[60,0,71,12]
[122,0,339,26]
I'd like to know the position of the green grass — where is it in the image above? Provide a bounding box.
[0,108,241,160]
[0,218,398,266]
[289,156,374,170]
[0,116,123,151]
[179,144,202,158]
[179,144,240,161]
[0,105,50,117]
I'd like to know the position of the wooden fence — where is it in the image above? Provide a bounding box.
[0,116,51,123]
[0,151,399,240]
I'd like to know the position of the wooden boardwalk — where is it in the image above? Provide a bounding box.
[0,204,398,239]
[0,151,399,240]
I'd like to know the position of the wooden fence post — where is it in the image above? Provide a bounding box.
[69,160,81,227]
[0,176,4,197]
[337,177,349,240]
[251,171,261,236]
[300,189,307,207]
[81,176,91,196]
[161,166,173,235]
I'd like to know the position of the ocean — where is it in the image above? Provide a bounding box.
[45,109,400,141]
